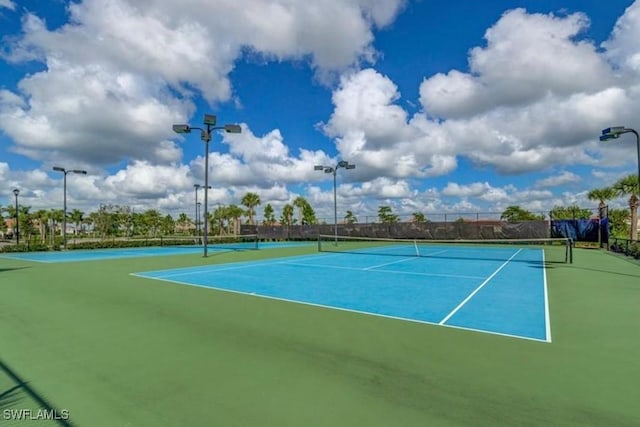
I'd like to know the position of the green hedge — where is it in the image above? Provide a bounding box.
[629,242,640,259]
[0,243,50,253]
[0,237,197,253]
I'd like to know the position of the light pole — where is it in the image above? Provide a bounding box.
[12,188,19,245]
[600,126,640,241]
[314,160,356,244]
[196,202,202,237]
[52,166,87,249]
[194,184,200,237]
[173,114,241,257]
[193,184,211,238]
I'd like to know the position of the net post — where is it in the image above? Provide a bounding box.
[569,238,573,264]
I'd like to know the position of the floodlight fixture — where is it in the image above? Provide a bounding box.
[314,165,324,171]
[601,126,626,136]
[13,188,19,196]
[346,164,356,170]
[172,124,191,134]
[203,114,217,126]
[337,160,349,168]
[53,166,65,172]
[224,124,242,133]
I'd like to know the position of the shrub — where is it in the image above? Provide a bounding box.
[629,242,640,259]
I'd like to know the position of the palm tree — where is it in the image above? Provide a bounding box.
[49,209,64,244]
[15,206,34,242]
[612,174,639,241]
[587,187,617,247]
[263,203,276,225]
[33,209,49,243]
[293,196,308,225]
[344,210,357,224]
[212,205,228,236]
[412,212,426,223]
[241,192,261,225]
[587,187,617,218]
[69,208,84,237]
[281,204,294,226]
[377,205,399,223]
[176,212,191,234]
[301,203,318,225]
[226,204,245,235]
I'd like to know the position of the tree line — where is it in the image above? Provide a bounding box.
[1,173,638,242]
[0,193,319,242]
[499,174,638,240]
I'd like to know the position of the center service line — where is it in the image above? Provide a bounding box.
[439,249,522,325]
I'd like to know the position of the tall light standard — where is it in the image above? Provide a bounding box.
[193,184,210,238]
[600,126,640,241]
[12,188,19,245]
[196,202,202,237]
[194,184,201,237]
[173,114,242,257]
[314,160,356,244]
[52,166,87,249]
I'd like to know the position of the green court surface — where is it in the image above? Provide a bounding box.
[0,246,639,426]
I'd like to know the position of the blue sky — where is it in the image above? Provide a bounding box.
[0,0,639,222]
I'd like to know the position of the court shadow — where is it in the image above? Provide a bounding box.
[0,267,30,274]
[528,260,568,268]
[567,266,640,279]
[0,359,73,426]
[0,383,25,410]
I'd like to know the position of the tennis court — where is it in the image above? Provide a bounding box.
[1,240,639,426]
[134,237,563,341]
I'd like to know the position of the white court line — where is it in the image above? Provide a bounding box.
[543,250,552,343]
[280,261,485,280]
[419,249,450,257]
[362,248,450,270]
[363,257,417,270]
[439,249,522,325]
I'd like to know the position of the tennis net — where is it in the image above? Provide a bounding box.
[317,234,573,263]
[126,234,259,250]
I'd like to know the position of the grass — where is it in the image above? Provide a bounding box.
[0,246,639,426]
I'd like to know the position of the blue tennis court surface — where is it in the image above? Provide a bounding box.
[133,246,551,342]
[0,241,313,263]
